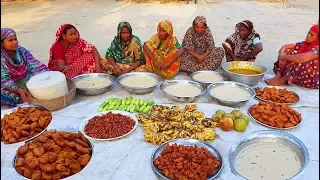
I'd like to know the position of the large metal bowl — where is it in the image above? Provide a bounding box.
[191,70,227,88]
[72,73,115,96]
[160,80,205,103]
[1,104,52,145]
[229,130,309,180]
[207,81,255,107]
[116,72,162,94]
[221,61,268,86]
[152,138,223,180]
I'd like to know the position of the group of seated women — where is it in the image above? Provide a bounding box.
[1,16,319,107]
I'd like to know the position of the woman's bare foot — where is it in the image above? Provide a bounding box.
[265,76,287,86]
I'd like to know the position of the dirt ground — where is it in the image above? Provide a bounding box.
[1,0,319,73]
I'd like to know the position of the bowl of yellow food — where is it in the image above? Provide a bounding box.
[221,61,268,86]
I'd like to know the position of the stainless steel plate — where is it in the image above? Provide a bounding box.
[116,72,162,94]
[229,130,309,180]
[12,129,94,180]
[191,70,227,88]
[254,86,300,105]
[207,81,255,107]
[151,138,223,180]
[72,73,115,96]
[248,104,302,130]
[160,80,205,103]
[1,104,51,144]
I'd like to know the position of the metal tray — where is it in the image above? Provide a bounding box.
[1,104,52,145]
[254,86,300,105]
[151,138,223,180]
[78,110,138,141]
[12,129,94,180]
[248,104,302,130]
[229,130,309,180]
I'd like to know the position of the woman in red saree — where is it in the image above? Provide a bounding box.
[48,24,103,79]
[265,24,319,89]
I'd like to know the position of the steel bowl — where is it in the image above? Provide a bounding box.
[207,81,255,107]
[72,73,115,96]
[116,72,162,94]
[191,70,227,88]
[221,61,268,86]
[160,80,205,103]
[1,104,51,145]
[152,138,223,180]
[13,129,94,180]
[229,130,309,180]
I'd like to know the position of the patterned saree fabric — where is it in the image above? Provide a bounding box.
[1,28,48,106]
[48,24,96,79]
[144,20,181,80]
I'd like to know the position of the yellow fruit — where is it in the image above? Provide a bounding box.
[234,118,248,132]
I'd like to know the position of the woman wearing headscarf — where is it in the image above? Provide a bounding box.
[222,20,263,62]
[1,28,48,106]
[101,21,146,76]
[143,20,184,80]
[180,16,225,73]
[48,24,103,79]
[265,24,319,89]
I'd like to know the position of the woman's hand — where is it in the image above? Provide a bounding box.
[95,65,104,73]
[114,66,122,76]
[63,66,72,73]
[279,59,287,68]
[17,88,32,103]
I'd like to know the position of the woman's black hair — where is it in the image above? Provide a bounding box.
[63,25,76,34]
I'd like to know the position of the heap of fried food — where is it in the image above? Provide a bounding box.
[249,102,302,128]
[136,104,217,145]
[15,130,92,180]
[154,143,221,180]
[1,107,52,144]
[256,87,299,104]
[84,112,136,139]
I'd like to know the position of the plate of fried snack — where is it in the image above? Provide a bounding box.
[13,130,93,180]
[79,110,138,141]
[136,104,217,145]
[255,86,299,105]
[1,104,52,144]
[151,138,223,180]
[249,101,302,129]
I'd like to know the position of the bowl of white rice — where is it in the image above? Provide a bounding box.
[72,73,115,96]
[191,70,227,88]
[116,72,162,94]
[207,81,255,107]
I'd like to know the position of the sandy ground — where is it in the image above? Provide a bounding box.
[1,0,319,72]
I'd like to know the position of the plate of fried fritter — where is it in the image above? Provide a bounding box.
[151,138,223,180]
[13,130,93,180]
[254,86,300,105]
[249,101,302,129]
[1,104,52,144]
